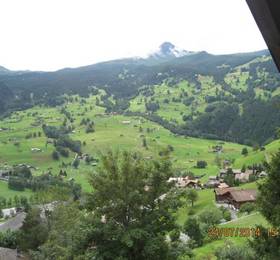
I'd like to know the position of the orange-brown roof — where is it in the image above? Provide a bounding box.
[229,189,257,202]
[214,187,235,196]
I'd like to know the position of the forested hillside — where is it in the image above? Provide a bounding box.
[0,44,279,145]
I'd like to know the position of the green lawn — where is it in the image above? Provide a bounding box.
[0,94,248,195]
[176,189,216,226]
[234,139,280,168]
[193,212,268,259]
[0,181,33,199]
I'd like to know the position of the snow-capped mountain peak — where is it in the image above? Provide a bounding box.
[150,42,195,59]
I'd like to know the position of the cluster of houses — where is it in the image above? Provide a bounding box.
[168,176,257,210]
[168,176,202,189]
[205,168,267,188]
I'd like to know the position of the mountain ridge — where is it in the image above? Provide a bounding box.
[0,43,278,146]
[0,42,269,73]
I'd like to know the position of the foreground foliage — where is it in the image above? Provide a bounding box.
[250,151,280,259]
[27,151,190,259]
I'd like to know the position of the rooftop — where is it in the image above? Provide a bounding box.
[230,189,257,202]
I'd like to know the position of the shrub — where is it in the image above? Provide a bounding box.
[215,242,255,259]
[169,229,180,242]
[241,147,248,156]
[184,217,204,247]
[0,230,19,249]
[239,202,255,214]
[223,210,231,221]
[249,174,257,182]
[8,177,26,191]
[72,158,80,169]
[85,125,94,133]
[56,146,69,157]
[196,160,207,169]
[188,208,195,216]
[52,151,60,160]
[199,208,223,227]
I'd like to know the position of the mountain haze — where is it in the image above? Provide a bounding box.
[0,43,278,145]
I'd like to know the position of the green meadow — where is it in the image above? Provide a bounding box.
[0,94,250,194]
[193,212,268,259]
[129,77,228,124]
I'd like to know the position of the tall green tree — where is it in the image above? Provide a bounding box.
[80,150,182,259]
[241,147,248,156]
[30,203,83,259]
[250,151,280,259]
[184,217,204,247]
[18,207,48,251]
[185,189,198,207]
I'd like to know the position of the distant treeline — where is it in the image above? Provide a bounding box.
[126,94,280,146]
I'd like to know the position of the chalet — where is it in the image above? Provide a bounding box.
[220,169,241,177]
[220,169,254,183]
[234,170,252,183]
[205,179,220,188]
[228,189,257,209]
[214,188,257,209]
[168,177,202,189]
[205,176,220,188]
[214,187,236,203]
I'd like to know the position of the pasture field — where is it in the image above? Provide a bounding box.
[176,189,216,226]
[234,139,280,168]
[0,94,249,194]
[129,77,229,124]
[193,212,268,259]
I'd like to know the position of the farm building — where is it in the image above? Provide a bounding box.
[214,187,236,203]
[214,188,257,209]
[219,169,254,183]
[205,176,220,188]
[229,190,257,209]
[168,177,202,189]
[234,170,253,182]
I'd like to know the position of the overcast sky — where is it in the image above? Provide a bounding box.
[0,0,267,71]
